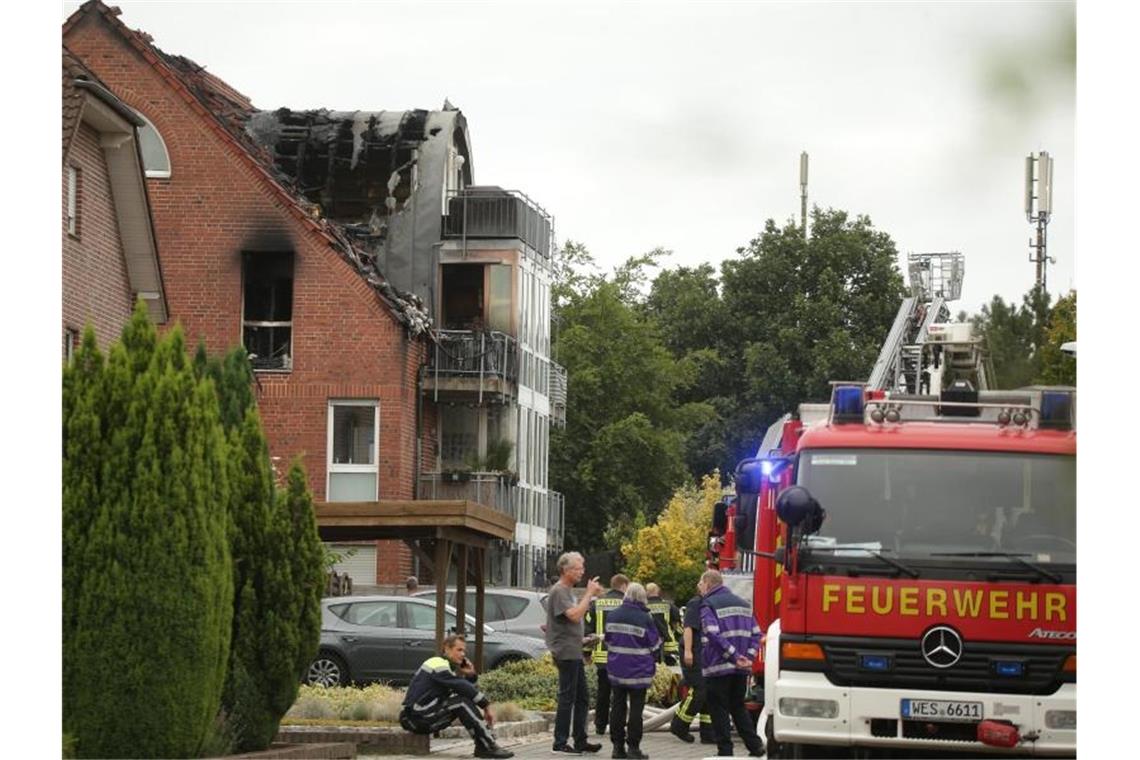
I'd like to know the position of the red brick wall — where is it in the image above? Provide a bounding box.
[66,12,425,583]
[62,121,134,355]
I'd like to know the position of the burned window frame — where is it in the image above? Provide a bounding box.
[242,250,295,372]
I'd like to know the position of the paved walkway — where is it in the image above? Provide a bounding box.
[431,729,749,759]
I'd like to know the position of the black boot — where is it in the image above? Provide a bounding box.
[611,745,627,759]
[474,741,514,759]
[669,717,695,743]
[627,748,649,760]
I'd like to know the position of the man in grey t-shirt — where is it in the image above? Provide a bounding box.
[545,552,603,754]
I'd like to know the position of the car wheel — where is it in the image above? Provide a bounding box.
[306,651,349,687]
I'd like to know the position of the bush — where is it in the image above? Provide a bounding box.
[284,684,405,725]
[647,664,681,707]
[478,654,597,711]
[493,702,526,723]
[63,307,233,758]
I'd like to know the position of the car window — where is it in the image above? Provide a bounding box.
[496,595,529,620]
[340,601,399,627]
[458,592,507,621]
[404,601,457,631]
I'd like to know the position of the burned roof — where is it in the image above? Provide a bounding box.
[64,0,432,335]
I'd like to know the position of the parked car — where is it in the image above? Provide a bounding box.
[306,595,547,687]
[412,587,549,639]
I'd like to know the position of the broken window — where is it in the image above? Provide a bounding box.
[441,264,485,330]
[243,251,294,371]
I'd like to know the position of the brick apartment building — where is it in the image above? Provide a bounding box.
[64,1,566,588]
[62,45,166,357]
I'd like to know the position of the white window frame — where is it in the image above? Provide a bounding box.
[326,400,380,501]
[132,110,172,179]
[67,165,79,236]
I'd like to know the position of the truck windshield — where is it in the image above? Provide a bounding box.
[797,449,1075,562]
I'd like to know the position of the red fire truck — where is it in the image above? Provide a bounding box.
[710,256,1076,756]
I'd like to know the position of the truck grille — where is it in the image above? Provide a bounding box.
[815,636,1070,695]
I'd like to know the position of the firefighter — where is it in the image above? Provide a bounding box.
[583,573,629,736]
[603,582,660,760]
[698,569,765,757]
[645,582,682,666]
[669,591,716,745]
[399,633,513,759]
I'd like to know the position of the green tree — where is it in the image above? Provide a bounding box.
[280,459,325,695]
[551,253,690,553]
[971,285,1053,389]
[713,207,904,470]
[63,304,232,758]
[1036,290,1076,386]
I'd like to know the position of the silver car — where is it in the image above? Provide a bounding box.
[413,588,549,639]
[307,595,547,687]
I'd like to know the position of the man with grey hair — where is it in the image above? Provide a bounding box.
[698,569,764,756]
[603,582,659,759]
[546,552,604,754]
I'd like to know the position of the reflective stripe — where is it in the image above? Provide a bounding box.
[606,622,647,637]
[473,691,486,705]
[702,661,737,676]
[413,697,440,712]
[422,656,451,672]
[704,624,720,633]
[723,629,755,639]
[609,674,654,687]
[715,606,752,618]
[608,645,652,656]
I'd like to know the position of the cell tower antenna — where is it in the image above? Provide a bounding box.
[1024,151,1055,290]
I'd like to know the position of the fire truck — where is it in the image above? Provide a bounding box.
[715,253,1076,756]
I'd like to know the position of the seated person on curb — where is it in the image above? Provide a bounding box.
[399,633,514,759]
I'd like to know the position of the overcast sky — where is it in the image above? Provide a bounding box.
[62,1,1075,314]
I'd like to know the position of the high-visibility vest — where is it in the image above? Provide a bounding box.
[648,598,680,654]
[591,595,624,664]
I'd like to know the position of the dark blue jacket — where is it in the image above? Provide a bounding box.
[603,599,661,688]
[402,655,487,709]
[698,584,761,678]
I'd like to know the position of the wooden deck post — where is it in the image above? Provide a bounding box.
[434,537,452,650]
[474,546,486,672]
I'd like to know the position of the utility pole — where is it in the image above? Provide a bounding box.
[800,151,809,241]
[1024,151,1054,290]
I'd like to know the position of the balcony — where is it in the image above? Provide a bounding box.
[443,187,553,260]
[425,330,517,403]
[418,472,519,522]
[550,361,568,428]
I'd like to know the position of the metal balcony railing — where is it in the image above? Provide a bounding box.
[443,187,553,259]
[429,330,518,384]
[550,361,568,428]
[417,472,518,521]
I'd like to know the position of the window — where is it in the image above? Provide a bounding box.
[337,600,398,627]
[327,400,379,501]
[242,252,294,371]
[133,111,171,178]
[487,264,512,332]
[67,165,79,236]
[64,327,79,363]
[405,601,458,631]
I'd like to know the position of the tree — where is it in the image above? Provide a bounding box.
[1036,290,1076,386]
[689,207,905,473]
[551,251,691,553]
[622,472,722,603]
[971,285,1053,389]
[63,304,232,758]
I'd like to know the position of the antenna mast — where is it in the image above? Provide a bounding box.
[1024,151,1055,290]
[800,151,809,241]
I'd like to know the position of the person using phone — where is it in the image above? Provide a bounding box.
[546,551,604,754]
[400,633,513,758]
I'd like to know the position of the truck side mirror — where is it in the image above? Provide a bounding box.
[776,486,826,535]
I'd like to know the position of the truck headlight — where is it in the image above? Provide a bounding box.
[1045,710,1076,730]
[779,697,839,719]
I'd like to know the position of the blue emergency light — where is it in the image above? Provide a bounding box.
[859,654,891,672]
[993,660,1025,677]
[832,385,866,424]
[1039,391,1074,430]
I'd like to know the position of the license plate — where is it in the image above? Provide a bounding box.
[901,699,983,722]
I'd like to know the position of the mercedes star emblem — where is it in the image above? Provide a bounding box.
[921,626,963,669]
